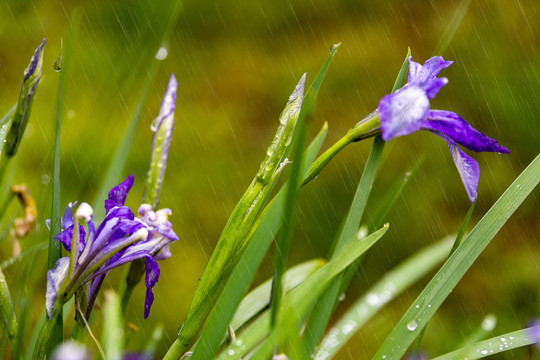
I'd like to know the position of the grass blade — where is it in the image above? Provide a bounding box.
[187,122,328,360]
[433,328,536,360]
[433,0,472,56]
[103,290,122,360]
[217,225,389,360]
[0,269,18,341]
[230,259,325,331]
[246,225,390,360]
[178,45,339,360]
[314,237,453,359]
[374,153,540,359]
[301,48,411,354]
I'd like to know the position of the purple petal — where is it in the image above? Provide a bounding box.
[85,273,105,318]
[421,110,510,154]
[378,85,430,141]
[24,38,46,82]
[528,319,540,346]
[104,175,134,213]
[54,224,86,252]
[409,56,452,100]
[46,257,70,319]
[61,202,76,229]
[147,75,177,209]
[407,56,422,82]
[447,141,480,203]
[154,244,172,260]
[151,73,177,132]
[143,256,160,318]
[86,225,148,271]
[411,56,453,85]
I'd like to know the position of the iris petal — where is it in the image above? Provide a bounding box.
[421,110,510,153]
[447,140,480,203]
[46,257,70,318]
[379,85,430,140]
[104,175,134,213]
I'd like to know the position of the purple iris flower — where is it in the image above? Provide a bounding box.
[378,56,509,202]
[46,176,178,320]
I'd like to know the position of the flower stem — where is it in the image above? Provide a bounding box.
[302,111,380,185]
[31,312,60,360]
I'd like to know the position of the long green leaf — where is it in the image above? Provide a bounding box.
[314,237,453,359]
[246,225,389,360]
[103,290,122,360]
[0,269,17,340]
[301,48,411,354]
[174,45,335,359]
[171,75,306,360]
[433,328,536,360]
[374,153,540,359]
[231,259,325,331]
[433,0,472,56]
[186,123,328,360]
[0,105,16,156]
[217,225,389,360]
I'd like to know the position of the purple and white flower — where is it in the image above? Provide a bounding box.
[46,176,178,320]
[378,56,510,202]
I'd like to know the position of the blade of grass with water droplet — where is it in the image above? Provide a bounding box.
[374,153,540,359]
[231,259,326,331]
[242,225,389,360]
[301,48,411,354]
[186,123,328,360]
[0,269,17,342]
[313,237,453,360]
[433,328,535,360]
[175,45,339,360]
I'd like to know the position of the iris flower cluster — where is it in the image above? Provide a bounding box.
[378,56,509,202]
[46,176,178,320]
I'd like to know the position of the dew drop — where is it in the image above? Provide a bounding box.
[155,47,168,60]
[53,54,62,71]
[406,320,418,331]
[480,349,488,355]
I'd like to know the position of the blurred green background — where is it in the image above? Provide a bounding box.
[0,0,539,358]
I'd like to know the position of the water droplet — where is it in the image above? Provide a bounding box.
[366,293,379,307]
[480,349,488,355]
[155,47,168,60]
[481,314,496,331]
[500,337,506,342]
[228,349,235,356]
[406,320,418,331]
[342,320,357,334]
[415,304,420,309]
[53,54,62,71]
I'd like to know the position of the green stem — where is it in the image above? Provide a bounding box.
[302,111,380,185]
[31,313,60,360]
[0,268,18,341]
